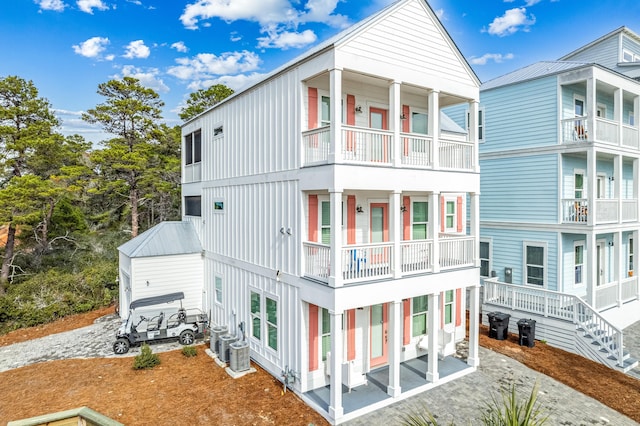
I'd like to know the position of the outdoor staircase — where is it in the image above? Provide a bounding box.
[575,322,639,373]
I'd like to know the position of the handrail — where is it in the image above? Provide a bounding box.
[483,278,624,366]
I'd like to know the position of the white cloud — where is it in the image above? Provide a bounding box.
[185,72,266,93]
[257,28,317,49]
[434,8,445,20]
[167,50,261,80]
[35,0,66,12]
[76,0,108,14]
[230,32,242,42]
[524,0,542,5]
[298,0,349,28]
[171,41,188,53]
[180,0,295,30]
[468,52,515,65]
[485,7,535,37]
[72,36,111,59]
[119,65,170,93]
[123,40,150,59]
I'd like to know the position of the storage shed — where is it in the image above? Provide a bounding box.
[117,221,203,316]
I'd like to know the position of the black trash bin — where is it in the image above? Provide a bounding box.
[487,311,510,340]
[517,318,536,347]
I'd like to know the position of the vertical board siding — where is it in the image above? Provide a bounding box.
[480,76,558,152]
[338,1,474,88]
[480,154,558,223]
[480,227,558,290]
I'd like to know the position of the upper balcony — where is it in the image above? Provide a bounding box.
[302,70,478,172]
[560,76,640,149]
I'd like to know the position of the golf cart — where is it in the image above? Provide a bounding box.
[113,291,208,354]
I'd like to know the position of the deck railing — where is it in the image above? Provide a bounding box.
[483,279,625,366]
[561,198,637,224]
[595,117,618,145]
[622,124,639,149]
[304,236,473,283]
[302,126,474,171]
[561,117,589,143]
[561,199,588,223]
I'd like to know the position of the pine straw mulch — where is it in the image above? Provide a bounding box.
[0,307,639,424]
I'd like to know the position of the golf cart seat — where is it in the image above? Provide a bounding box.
[147,312,164,331]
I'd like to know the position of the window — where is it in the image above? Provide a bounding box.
[574,242,584,285]
[412,201,428,240]
[266,297,278,351]
[631,237,635,271]
[525,243,545,287]
[320,201,331,245]
[623,49,634,62]
[480,240,491,277]
[411,111,428,134]
[321,308,330,361]
[596,104,606,118]
[574,97,585,117]
[444,290,454,325]
[184,196,201,216]
[445,201,455,230]
[214,126,223,136]
[321,96,330,127]
[184,130,201,165]
[412,295,428,337]
[575,171,584,199]
[250,292,261,340]
[478,108,484,141]
[213,200,224,212]
[214,276,223,304]
[250,292,278,351]
[630,111,635,127]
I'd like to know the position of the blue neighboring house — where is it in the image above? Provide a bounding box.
[475,27,640,373]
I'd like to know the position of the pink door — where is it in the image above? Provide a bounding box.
[370,107,389,162]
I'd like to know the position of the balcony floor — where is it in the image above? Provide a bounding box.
[302,354,473,423]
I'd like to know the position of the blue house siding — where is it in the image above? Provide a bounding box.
[481,228,558,291]
[561,155,616,199]
[480,153,558,223]
[480,76,558,153]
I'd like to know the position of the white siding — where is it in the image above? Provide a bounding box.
[130,253,203,311]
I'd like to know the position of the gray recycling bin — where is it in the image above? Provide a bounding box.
[487,311,510,340]
[517,318,536,347]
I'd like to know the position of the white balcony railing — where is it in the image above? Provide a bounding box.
[303,236,473,284]
[302,126,331,164]
[595,199,618,223]
[622,276,639,302]
[561,117,589,143]
[439,138,475,170]
[184,163,202,183]
[622,199,638,222]
[622,124,639,149]
[562,199,588,223]
[400,133,433,167]
[561,198,637,224]
[595,282,619,310]
[595,117,618,145]
[341,126,392,165]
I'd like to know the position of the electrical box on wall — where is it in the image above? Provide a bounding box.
[505,267,512,284]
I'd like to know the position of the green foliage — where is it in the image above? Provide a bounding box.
[181,345,197,357]
[400,406,454,425]
[179,84,234,121]
[481,381,549,426]
[133,344,161,370]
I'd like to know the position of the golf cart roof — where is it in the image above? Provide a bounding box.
[129,292,184,310]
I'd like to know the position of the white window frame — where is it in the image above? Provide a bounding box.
[574,169,585,199]
[320,308,330,362]
[184,129,202,165]
[249,289,279,353]
[628,236,634,277]
[574,241,585,287]
[596,103,606,118]
[318,196,331,245]
[524,241,547,288]
[213,198,224,214]
[411,295,428,337]
[184,195,201,217]
[444,290,454,325]
[574,95,585,117]
[444,199,457,232]
[480,238,492,278]
[410,107,428,135]
[466,108,484,142]
[411,198,429,240]
[214,275,223,304]
[623,48,634,63]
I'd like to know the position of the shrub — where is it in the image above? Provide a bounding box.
[481,381,549,426]
[133,344,160,370]
[181,345,197,357]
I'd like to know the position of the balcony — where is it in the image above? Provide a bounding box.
[561,198,638,224]
[303,236,474,284]
[302,125,475,171]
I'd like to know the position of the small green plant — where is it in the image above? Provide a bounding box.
[133,344,160,370]
[181,345,197,357]
[481,380,549,425]
[399,403,455,426]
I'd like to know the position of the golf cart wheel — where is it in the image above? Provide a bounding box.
[179,330,195,345]
[113,338,130,354]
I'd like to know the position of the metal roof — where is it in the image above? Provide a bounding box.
[481,61,591,91]
[129,292,184,310]
[118,221,202,258]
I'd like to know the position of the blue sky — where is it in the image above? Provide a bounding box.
[2,0,640,143]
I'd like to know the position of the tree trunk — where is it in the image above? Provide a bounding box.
[1,222,17,293]
[39,199,55,253]
[131,187,139,237]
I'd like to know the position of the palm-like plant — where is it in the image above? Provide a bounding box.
[481,381,549,425]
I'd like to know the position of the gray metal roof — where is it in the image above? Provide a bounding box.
[440,111,466,134]
[481,61,591,91]
[118,221,202,258]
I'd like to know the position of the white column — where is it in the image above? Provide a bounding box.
[427,292,439,382]
[329,68,343,164]
[391,191,402,278]
[586,77,596,141]
[471,192,480,267]
[615,154,622,223]
[635,96,640,147]
[428,90,440,168]
[387,300,402,397]
[587,148,596,226]
[586,232,596,306]
[614,88,622,146]
[467,285,480,367]
[390,81,402,168]
[468,100,480,173]
[328,309,344,420]
[634,230,640,300]
[329,190,343,288]
[616,231,622,307]
[431,192,440,273]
